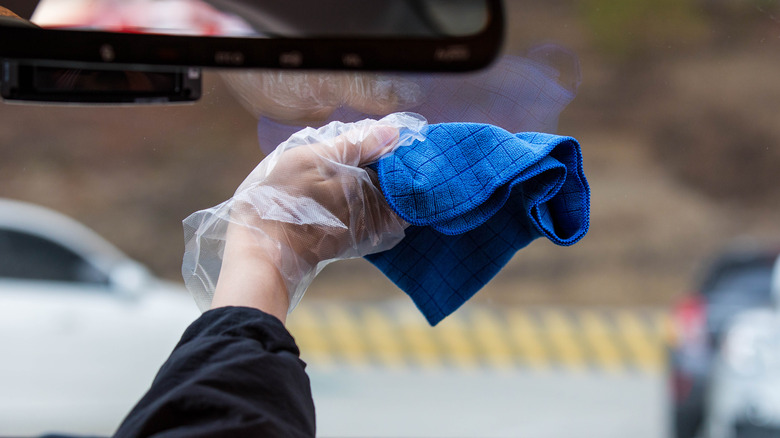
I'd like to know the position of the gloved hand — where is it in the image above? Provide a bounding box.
[182,112,426,320]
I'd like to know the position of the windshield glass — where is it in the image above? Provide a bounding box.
[2,1,780,437]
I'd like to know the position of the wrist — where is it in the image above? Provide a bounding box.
[211,224,290,324]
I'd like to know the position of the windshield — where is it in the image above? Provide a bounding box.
[2,1,780,437]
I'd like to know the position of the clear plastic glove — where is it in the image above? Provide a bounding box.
[182,112,427,314]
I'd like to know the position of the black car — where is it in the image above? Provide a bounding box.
[669,246,780,438]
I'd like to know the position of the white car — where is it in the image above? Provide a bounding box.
[705,308,780,438]
[703,256,780,438]
[0,198,200,436]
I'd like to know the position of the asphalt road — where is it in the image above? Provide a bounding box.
[310,366,669,438]
[1,302,670,437]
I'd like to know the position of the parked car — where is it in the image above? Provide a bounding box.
[668,245,780,438]
[705,307,780,438]
[0,198,199,436]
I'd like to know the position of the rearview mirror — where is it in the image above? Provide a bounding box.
[0,0,504,71]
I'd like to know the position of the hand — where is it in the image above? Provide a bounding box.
[210,123,409,322]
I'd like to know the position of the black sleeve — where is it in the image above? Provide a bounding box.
[113,306,315,438]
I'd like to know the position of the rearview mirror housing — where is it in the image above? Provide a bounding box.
[0,1,504,72]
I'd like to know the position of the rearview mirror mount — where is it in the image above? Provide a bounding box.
[1,60,202,104]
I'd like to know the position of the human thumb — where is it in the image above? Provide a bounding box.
[315,125,399,167]
[356,126,400,167]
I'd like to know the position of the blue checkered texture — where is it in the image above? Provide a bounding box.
[365,123,590,325]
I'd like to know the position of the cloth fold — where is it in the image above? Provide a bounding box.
[365,123,590,325]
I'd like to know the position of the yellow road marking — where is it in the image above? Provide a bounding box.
[579,310,623,372]
[289,305,334,369]
[325,305,369,366]
[436,312,479,369]
[361,307,406,368]
[290,303,669,373]
[616,311,662,372]
[541,310,586,371]
[395,307,441,369]
[506,310,548,370]
[470,308,515,370]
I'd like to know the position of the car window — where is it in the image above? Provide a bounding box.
[704,265,774,305]
[0,229,109,285]
[699,251,777,302]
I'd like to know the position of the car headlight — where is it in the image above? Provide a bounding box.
[722,323,780,377]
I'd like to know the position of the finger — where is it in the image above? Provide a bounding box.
[311,125,399,167]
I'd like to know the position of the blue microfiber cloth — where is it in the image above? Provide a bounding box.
[365,123,590,325]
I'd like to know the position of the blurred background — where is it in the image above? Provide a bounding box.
[3,0,780,437]
[5,0,780,306]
